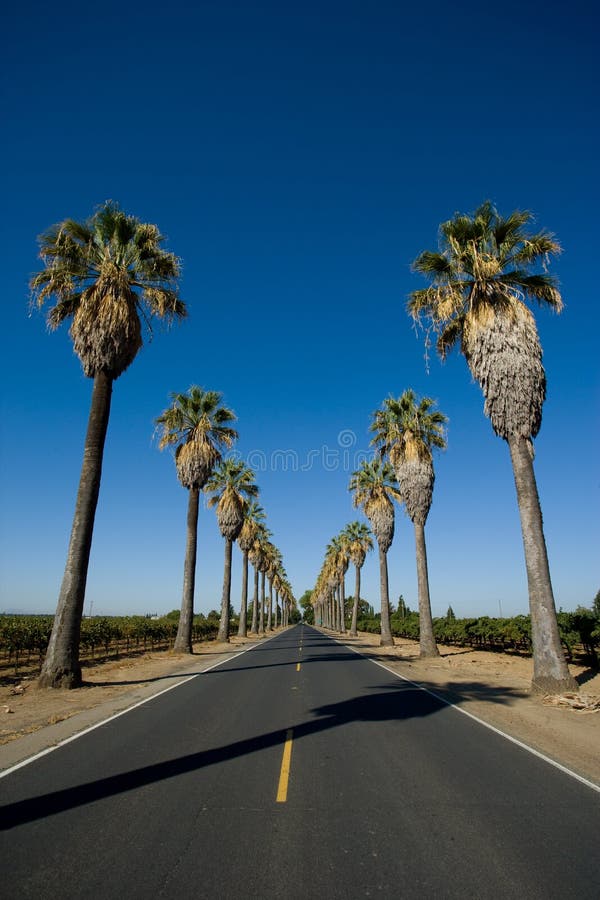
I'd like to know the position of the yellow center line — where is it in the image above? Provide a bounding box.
[296,662,301,672]
[276,729,294,803]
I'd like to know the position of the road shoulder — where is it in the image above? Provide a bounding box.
[322,629,600,788]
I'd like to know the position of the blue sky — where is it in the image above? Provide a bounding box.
[1,0,598,619]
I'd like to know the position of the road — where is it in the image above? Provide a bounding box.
[1,625,599,898]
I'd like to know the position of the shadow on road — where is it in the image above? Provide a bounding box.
[0,678,523,831]
[1,627,526,830]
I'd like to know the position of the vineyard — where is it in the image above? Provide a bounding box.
[356,609,600,666]
[0,613,223,677]
[2,607,598,680]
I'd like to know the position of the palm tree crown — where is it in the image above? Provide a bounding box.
[248,523,273,571]
[348,458,401,552]
[342,521,373,569]
[408,200,561,441]
[206,460,259,542]
[155,387,238,490]
[371,390,447,524]
[31,200,186,379]
[238,501,266,553]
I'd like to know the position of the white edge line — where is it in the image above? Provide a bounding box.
[0,632,280,781]
[335,635,600,795]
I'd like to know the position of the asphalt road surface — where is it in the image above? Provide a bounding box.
[1,625,599,899]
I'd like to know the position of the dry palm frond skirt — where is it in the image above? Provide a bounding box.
[463,302,546,442]
[365,498,394,553]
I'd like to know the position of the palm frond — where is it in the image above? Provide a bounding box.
[31,201,186,377]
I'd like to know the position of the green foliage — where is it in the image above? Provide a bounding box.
[0,612,224,674]
[396,596,411,619]
[345,596,372,620]
[303,607,315,624]
[298,589,315,624]
[356,609,382,634]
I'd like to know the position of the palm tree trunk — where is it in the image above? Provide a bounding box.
[217,538,233,642]
[267,578,273,630]
[173,486,200,654]
[259,570,265,634]
[414,521,439,658]
[274,590,279,628]
[508,436,578,693]
[339,576,346,633]
[39,371,113,689]
[378,544,394,647]
[350,565,361,636]
[250,565,259,634]
[238,549,248,637]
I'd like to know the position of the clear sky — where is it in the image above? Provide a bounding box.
[1,0,598,620]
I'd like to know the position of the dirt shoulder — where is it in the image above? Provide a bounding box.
[0,632,280,773]
[326,629,600,788]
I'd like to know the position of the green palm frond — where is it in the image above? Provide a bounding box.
[409,201,563,352]
[370,390,447,461]
[155,386,237,451]
[349,457,402,507]
[205,459,259,505]
[31,201,186,340]
[436,316,464,358]
[412,251,454,278]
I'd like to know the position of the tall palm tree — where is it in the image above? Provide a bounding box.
[372,390,447,658]
[237,501,265,637]
[31,202,185,688]
[280,582,295,626]
[272,571,282,628]
[265,546,282,631]
[342,521,374,636]
[206,460,259,643]
[409,200,577,692]
[248,523,271,634]
[327,535,350,633]
[259,541,277,632]
[156,388,237,653]
[349,459,402,647]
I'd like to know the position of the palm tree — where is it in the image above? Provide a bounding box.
[260,541,278,632]
[31,202,185,688]
[372,391,447,658]
[248,523,271,634]
[280,582,295,626]
[409,200,577,692]
[326,535,350,633]
[156,388,237,653]
[206,460,259,643]
[237,501,265,637]
[272,571,282,627]
[342,521,374,636]
[349,459,402,647]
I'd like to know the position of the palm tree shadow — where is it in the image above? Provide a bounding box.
[89,672,207,687]
[205,651,360,675]
[412,678,529,706]
[2,683,445,831]
[576,667,599,687]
